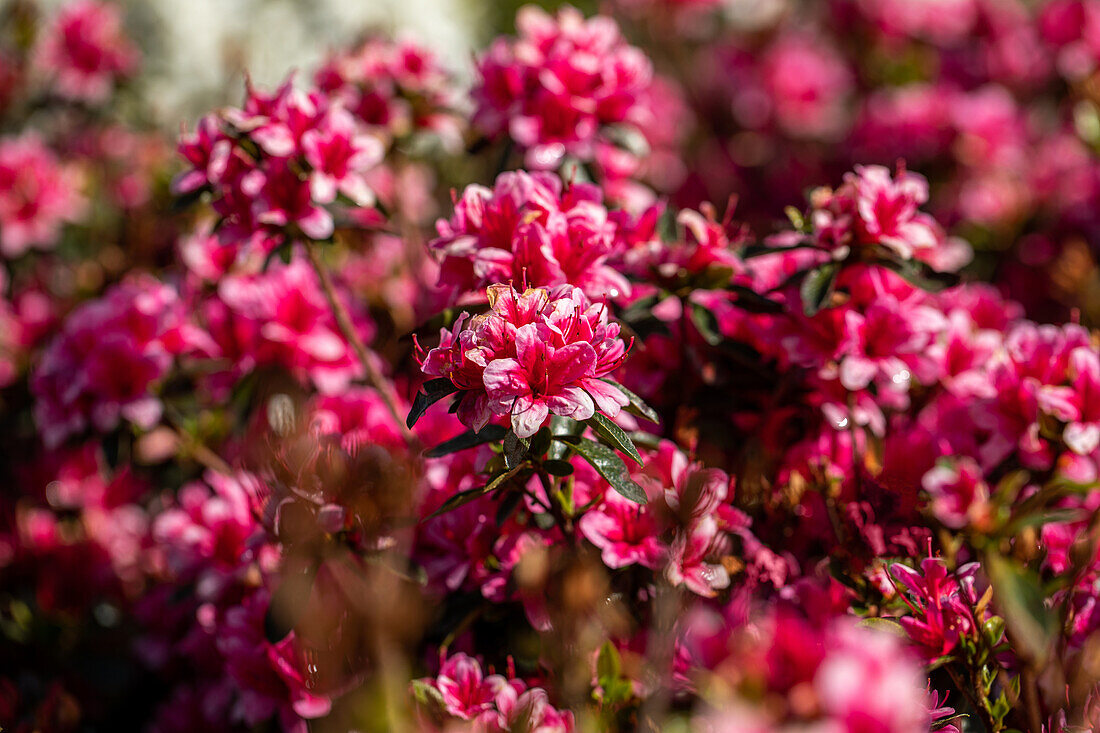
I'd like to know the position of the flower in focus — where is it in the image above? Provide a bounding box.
[419,283,630,438]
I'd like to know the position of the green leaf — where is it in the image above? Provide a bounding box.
[689,301,723,345]
[587,413,642,465]
[554,436,646,504]
[543,459,575,477]
[495,489,524,527]
[411,679,446,713]
[528,426,552,457]
[407,379,459,428]
[875,256,958,292]
[424,425,508,458]
[856,616,908,639]
[984,552,1058,666]
[504,431,530,469]
[428,464,526,519]
[596,640,622,685]
[800,262,840,316]
[601,379,659,423]
[725,284,784,314]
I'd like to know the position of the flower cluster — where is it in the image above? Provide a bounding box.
[32,0,140,103]
[5,1,1100,731]
[419,283,629,438]
[0,133,85,258]
[314,37,461,148]
[175,76,384,252]
[430,170,629,301]
[472,6,656,172]
[31,276,211,447]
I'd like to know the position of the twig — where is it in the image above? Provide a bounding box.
[304,240,419,450]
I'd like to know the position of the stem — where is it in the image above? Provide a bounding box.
[304,240,418,450]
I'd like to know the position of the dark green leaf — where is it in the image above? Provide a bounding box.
[875,256,958,292]
[984,552,1057,665]
[800,262,839,316]
[543,459,575,477]
[689,301,723,346]
[725,284,784,314]
[424,425,508,458]
[528,426,552,457]
[495,490,524,527]
[504,431,530,469]
[587,413,642,465]
[554,436,646,504]
[601,379,659,423]
[407,378,459,428]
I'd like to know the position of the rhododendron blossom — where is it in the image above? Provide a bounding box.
[431,170,630,302]
[0,133,85,257]
[472,6,656,171]
[33,0,139,102]
[32,277,212,447]
[419,283,629,438]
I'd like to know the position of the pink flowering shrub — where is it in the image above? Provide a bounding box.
[5,1,1100,732]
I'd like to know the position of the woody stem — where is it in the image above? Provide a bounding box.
[304,239,418,449]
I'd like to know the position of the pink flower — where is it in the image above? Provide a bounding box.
[891,557,979,660]
[922,458,991,529]
[203,258,372,394]
[176,76,384,250]
[431,653,505,720]
[315,37,461,147]
[32,276,212,447]
[419,283,629,438]
[0,133,85,257]
[578,486,665,569]
[1064,347,1100,455]
[759,32,853,140]
[431,170,630,302]
[812,164,971,271]
[472,6,655,170]
[33,0,139,103]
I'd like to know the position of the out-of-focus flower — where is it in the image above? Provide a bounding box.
[0,133,85,258]
[33,0,140,103]
[472,5,655,172]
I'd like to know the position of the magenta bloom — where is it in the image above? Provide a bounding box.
[33,0,140,103]
[922,458,991,529]
[472,5,655,170]
[203,258,372,394]
[812,164,972,271]
[315,37,461,147]
[32,276,212,447]
[431,170,629,302]
[578,486,665,569]
[432,653,505,720]
[175,76,383,250]
[419,283,629,438]
[0,133,86,257]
